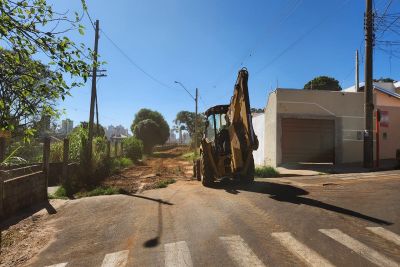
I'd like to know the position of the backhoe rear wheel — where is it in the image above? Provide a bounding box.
[201,153,214,187]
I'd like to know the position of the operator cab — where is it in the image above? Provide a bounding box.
[204,105,230,155]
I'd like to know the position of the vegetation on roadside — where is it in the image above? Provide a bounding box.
[255,166,280,178]
[49,185,122,199]
[181,151,199,162]
[122,136,143,161]
[0,1,95,138]
[154,178,176,188]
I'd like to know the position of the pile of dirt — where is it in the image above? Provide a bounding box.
[102,146,194,193]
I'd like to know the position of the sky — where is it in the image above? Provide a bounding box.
[47,0,400,132]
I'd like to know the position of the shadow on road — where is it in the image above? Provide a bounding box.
[120,190,174,205]
[1,201,57,230]
[143,202,163,248]
[213,180,392,226]
[119,191,170,248]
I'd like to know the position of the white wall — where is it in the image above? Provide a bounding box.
[252,113,265,166]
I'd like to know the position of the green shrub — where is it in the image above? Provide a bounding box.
[123,137,143,161]
[155,178,176,188]
[255,166,280,178]
[75,186,121,197]
[52,186,68,198]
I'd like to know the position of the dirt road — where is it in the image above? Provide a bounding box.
[103,146,194,193]
[24,170,400,267]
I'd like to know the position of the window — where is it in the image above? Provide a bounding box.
[206,115,215,141]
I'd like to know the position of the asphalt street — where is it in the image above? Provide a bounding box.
[31,170,400,267]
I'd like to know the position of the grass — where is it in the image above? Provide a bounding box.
[111,157,133,173]
[49,186,68,199]
[154,178,176,188]
[48,185,122,199]
[255,166,280,178]
[181,151,199,162]
[75,186,121,198]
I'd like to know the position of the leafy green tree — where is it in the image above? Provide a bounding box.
[78,122,105,137]
[131,108,170,144]
[304,76,342,91]
[134,119,163,154]
[174,110,205,147]
[374,77,395,83]
[0,0,94,135]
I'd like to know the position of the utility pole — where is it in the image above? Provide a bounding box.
[88,20,100,165]
[356,49,360,92]
[364,0,374,168]
[195,88,198,154]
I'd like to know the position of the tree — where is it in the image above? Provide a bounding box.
[250,108,264,113]
[134,119,163,154]
[78,122,105,137]
[304,76,342,91]
[174,110,205,147]
[0,0,93,135]
[131,108,170,144]
[374,77,395,83]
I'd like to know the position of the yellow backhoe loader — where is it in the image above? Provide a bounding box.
[194,68,259,186]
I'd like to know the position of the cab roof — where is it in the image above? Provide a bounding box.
[205,105,229,117]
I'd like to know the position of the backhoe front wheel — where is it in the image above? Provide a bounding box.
[201,154,214,187]
[240,156,255,184]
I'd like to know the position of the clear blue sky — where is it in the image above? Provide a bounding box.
[51,0,399,131]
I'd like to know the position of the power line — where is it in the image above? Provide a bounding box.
[212,0,303,89]
[255,0,351,75]
[100,29,176,91]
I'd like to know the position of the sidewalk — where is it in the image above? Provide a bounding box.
[277,159,399,177]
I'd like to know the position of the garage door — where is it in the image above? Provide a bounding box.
[282,118,335,163]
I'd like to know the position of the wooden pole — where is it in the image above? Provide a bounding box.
[364,0,374,168]
[88,20,100,169]
[376,109,380,169]
[0,137,6,163]
[43,137,50,200]
[62,138,69,188]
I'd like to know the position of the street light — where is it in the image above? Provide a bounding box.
[174,81,199,154]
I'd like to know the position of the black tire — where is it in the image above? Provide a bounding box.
[241,155,255,184]
[201,153,214,186]
[195,159,201,181]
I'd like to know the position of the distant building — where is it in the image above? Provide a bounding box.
[182,132,191,145]
[167,129,177,144]
[61,119,74,135]
[106,125,129,140]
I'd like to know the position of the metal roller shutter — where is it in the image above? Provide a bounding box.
[282,118,335,163]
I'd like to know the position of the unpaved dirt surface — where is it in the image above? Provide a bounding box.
[0,199,67,267]
[102,146,194,193]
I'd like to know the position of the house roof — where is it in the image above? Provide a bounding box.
[343,82,400,99]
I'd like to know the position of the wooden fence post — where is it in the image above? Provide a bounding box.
[0,171,4,219]
[114,141,118,157]
[107,141,111,159]
[62,138,69,187]
[120,142,124,157]
[43,137,50,200]
[0,137,6,163]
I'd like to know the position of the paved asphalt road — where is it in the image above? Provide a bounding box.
[32,171,400,267]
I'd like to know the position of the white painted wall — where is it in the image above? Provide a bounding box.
[252,113,265,166]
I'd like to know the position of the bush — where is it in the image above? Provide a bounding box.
[155,178,176,188]
[111,157,133,173]
[255,166,280,178]
[123,137,143,161]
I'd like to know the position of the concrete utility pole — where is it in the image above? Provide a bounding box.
[195,88,198,154]
[356,49,360,92]
[364,0,374,168]
[88,20,100,165]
